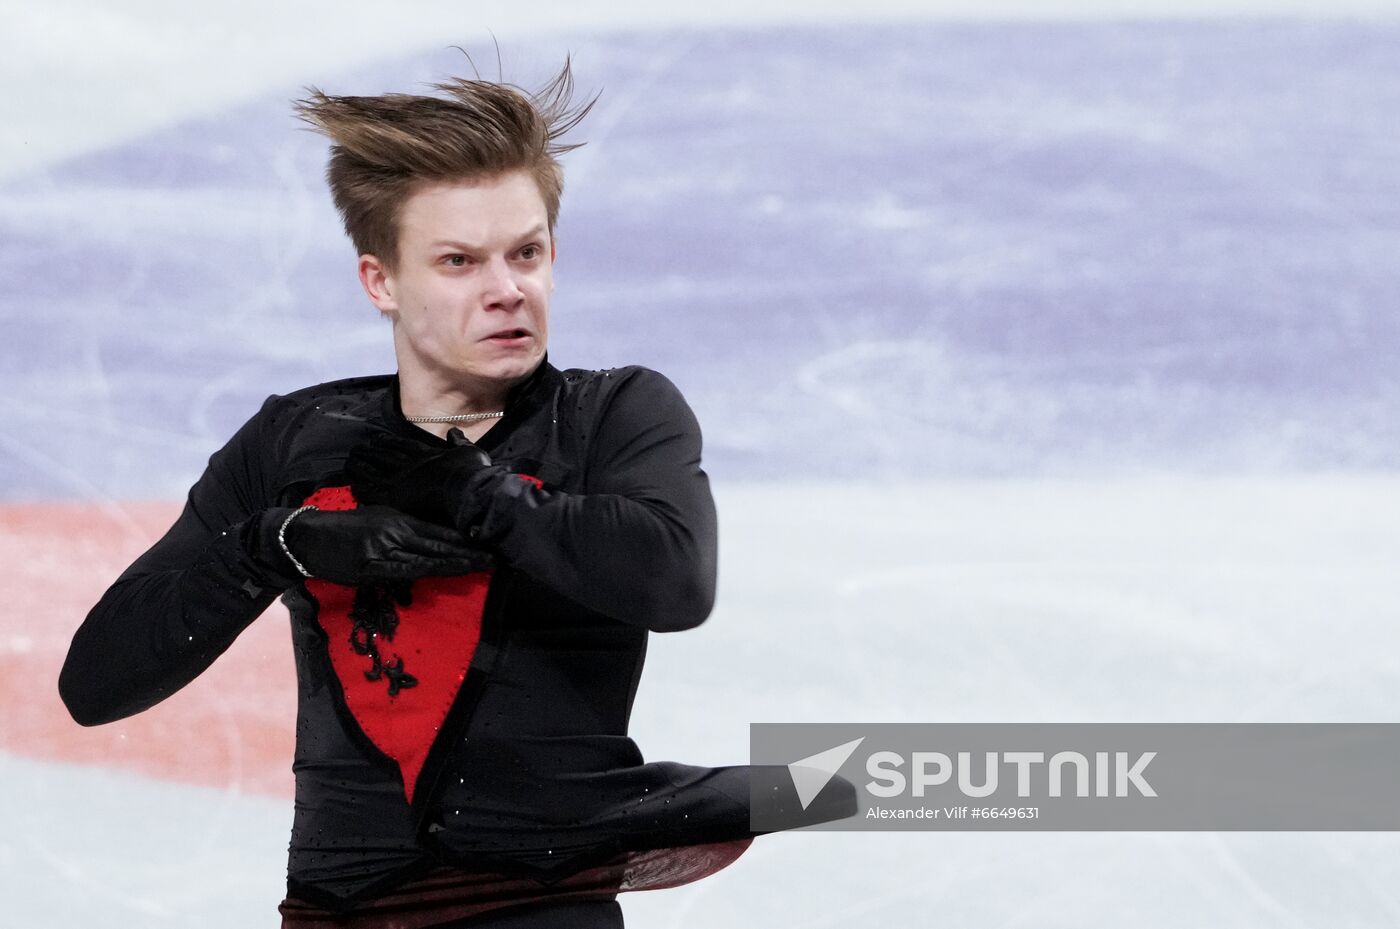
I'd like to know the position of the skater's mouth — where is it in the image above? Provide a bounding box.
[483,328,531,342]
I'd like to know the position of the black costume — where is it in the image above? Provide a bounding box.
[60,357,849,922]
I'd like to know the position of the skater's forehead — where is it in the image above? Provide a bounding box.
[397,173,552,252]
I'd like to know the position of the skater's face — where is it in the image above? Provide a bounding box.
[359,170,553,397]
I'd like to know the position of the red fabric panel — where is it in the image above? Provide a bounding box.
[301,485,490,803]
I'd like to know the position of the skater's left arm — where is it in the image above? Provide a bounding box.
[468,367,717,631]
[349,366,716,631]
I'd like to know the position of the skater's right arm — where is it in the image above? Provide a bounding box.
[58,396,301,726]
[59,395,490,727]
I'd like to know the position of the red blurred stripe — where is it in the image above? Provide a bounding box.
[0,502,296,797]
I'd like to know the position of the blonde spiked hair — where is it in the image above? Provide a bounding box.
[292,59,595,274]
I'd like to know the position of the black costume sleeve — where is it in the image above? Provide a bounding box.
[60,366,718,727]
[468,368,718,633]
[58,396,298,727]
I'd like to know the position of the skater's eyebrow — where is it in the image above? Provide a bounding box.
[429,225,548,251]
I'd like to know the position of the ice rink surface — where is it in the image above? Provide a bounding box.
[4,3,1400,926]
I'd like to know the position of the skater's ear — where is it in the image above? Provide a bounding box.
[359,253,399,317]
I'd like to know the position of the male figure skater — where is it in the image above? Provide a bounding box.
[59,61,850,927]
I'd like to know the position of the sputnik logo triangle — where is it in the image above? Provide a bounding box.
[788,737,864,810]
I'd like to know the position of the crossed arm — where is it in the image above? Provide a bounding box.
[59,367,718,726]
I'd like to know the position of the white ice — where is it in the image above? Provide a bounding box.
[9,478,1400,926]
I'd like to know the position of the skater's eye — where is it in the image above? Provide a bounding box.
[518,244,543,261]
[444,254,473,268]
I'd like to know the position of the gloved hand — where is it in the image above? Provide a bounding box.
[345,428,495,531]
[254,504,492,586]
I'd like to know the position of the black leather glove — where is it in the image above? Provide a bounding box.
[252,504,492,586]
[345,428,495,531]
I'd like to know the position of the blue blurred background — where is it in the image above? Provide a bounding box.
[4,19,1398,500]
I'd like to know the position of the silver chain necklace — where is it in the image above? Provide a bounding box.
[404,410,505,424]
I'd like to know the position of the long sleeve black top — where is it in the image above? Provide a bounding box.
[58,358,767,910]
